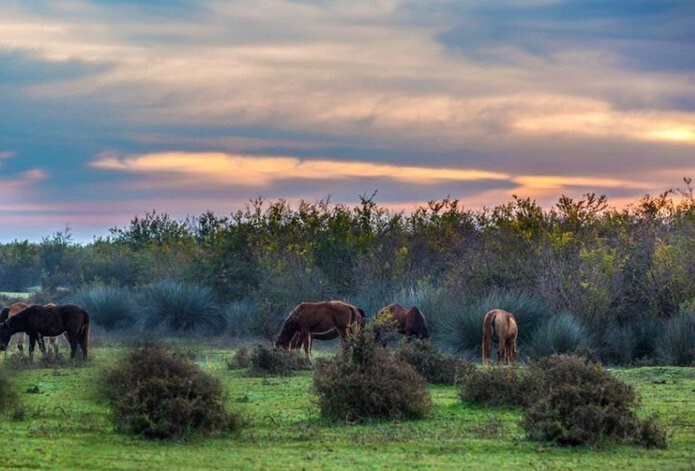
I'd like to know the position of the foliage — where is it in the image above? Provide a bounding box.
[522,355,667,448]
[73,285,136,330]
[658,313,695,366]
[226,347,251,370]
[526,312,593,359]
[395,339,475,385]
[460,367,536,407]
[139,281,225,334]
[0,367,22,418]
[247,344,311,376]
[101,346,239,439]
[313,329,432,421]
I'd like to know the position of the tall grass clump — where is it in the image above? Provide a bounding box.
[313,329,432,422]
[526,313,592,360]
[223,300,257,338]
[73,285,136,330]
[139,281,225,334]
[600,317,665,365]
[439,290,553,359]
[101,346,240,439]
[658,313,695,366]
[522,355,667,448]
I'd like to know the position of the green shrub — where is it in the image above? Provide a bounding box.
[522,355,667,448]
[526,313,593,359]
[223,300,256,338]
[73,285,135,330]
[460,366,535,407]
[139,281,225,334]
[248,344,311,376]
[396,339,474,385]
[226,347,251,370]
[658,313,695,366]
[313,330,432,421]
[101,346,239,439]
[600,317,665,365]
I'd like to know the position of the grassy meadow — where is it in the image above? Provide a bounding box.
[0,344,693,470]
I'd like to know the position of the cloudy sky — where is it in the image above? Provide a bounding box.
[1,0,693,242]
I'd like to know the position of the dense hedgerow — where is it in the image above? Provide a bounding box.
[395,339,475,385]
[101,346,240,439]
[522,355,667,448]
[313,330,432,422]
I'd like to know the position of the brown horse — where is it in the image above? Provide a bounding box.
[374,303,429,346]
[0,302,65,356]
[0,304,89,359]
[482,309,518,366]
[275,301,364,363]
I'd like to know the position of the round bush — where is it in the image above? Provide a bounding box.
[73,285,135,330]
[139,281,225,334]
[522,355,667,448]
[313,330,432,422]
[247,344,311,376]
[101,346,239,439]
[460,367,536,407]
[396,339,475,385]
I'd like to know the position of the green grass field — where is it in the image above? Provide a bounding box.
[0,346,693,470]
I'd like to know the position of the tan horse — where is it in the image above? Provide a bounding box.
[0,302,64,356]
[482,309,518,366]
[275,301,364,363]
[374,303,429,346]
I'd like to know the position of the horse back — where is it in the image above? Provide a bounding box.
[17,304,88,337]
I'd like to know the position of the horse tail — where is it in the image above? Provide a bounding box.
[411,307,429,339]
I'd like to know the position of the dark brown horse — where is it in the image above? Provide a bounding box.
[275,301,364,363]
[374,303,429,346]
[0,304,89,359]
[0,302,64,356]
[482,309,518,366]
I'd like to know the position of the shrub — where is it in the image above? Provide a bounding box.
[248,344,311,376]
[658,313,695,366]
[522,355,667,448]
[101,346,239,439]
[227,347,251,370]
[526,313,593,360]
[396,339,475,385]
[0,368,21,418]
[223,300,257,338]
[313,330,432,421]
[73,285,136,330]
[600,317,665,365]
[460,367,535,407]
[139,281,225,334]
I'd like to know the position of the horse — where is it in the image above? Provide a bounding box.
[482,309,518,366]
[0,304,90,359]
[0,302,65,356]
[275,301,364,363]
[374,303,429,346]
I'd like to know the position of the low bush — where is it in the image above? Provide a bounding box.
[101,346,240,439]
[526,313,593,360]
[247,344,311,376]
[522,355,667,448]
[460,366,535,407]
[226,346,251,370]
[73,285,136,330]
[395,339,475,385]
[139,281,225,334]
[658,313,695,366]
[600,317,665,365]
[313,330,432,422]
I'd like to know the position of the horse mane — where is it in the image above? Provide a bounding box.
[411,307,429,338]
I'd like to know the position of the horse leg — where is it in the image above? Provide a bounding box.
[50,337,59,356]
[37,335,47,357]
[302,331,312,364]
[482,333,491,366]
[28,335,37,359]
[17,332,25,356]
[497,342,505,365]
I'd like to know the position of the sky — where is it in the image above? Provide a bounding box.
[1,0,693,242]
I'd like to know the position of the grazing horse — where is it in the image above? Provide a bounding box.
[0,304,89,359]
[374,303,429,346]
[482,309,518,366]
[0,302,65,356]
[275,301,364,363]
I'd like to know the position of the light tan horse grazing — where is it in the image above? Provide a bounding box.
[0,302,64,356]
[482,309,518,366]
[275,301,365,363]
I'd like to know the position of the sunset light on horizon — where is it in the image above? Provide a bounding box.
[1,0,693,242]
